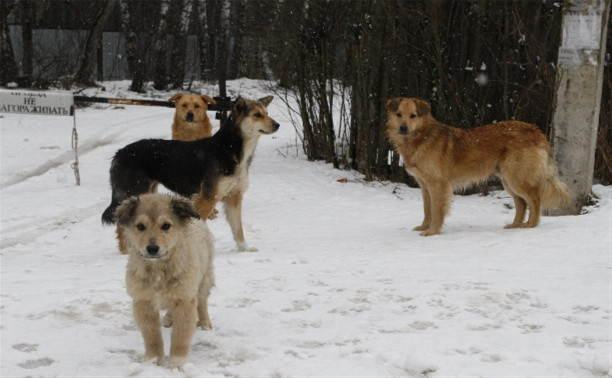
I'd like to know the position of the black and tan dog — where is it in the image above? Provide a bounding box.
[102,96,279,252]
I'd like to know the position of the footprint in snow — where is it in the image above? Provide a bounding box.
[226,297,260,309]
[573,305,599,313]
[282,300,311,312]
[17,357,54,369]
[12,343,38,353]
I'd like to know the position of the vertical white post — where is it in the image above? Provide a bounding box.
[71,105,81,186]
[550,0,610,215]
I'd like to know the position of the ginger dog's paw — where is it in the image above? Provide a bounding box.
[420,229,439,237]
[413,224,429,231]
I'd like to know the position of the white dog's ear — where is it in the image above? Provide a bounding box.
[170,197,200,221]
[258,96,273,107]
[115,197,140,226]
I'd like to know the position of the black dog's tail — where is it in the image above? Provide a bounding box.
[101,200,121,225]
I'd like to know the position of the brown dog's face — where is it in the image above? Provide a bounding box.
[231,96,280,137]
[170,93,216,123]
[386,97,431,136]
[115,194,200,261]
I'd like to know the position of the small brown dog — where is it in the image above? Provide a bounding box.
[116,193,214,369]
[386,97,569,236]
[169,93,217,141]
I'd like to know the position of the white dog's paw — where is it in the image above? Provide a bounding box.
[236,242,258,252]
[167,355,188,370]
[161,312,173,328]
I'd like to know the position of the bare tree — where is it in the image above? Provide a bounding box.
[152,0,170,90]
[119,0,146,92]
[74,0,117,85]
[228,0,245,79]
[0,0,19,84]
[168,0,193,88]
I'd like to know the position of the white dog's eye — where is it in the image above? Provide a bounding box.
[161,223,171,231]
[136,223,146,231]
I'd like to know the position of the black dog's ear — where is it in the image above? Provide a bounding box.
[386,98,401,113]
[232,96,247,115]
[115,197,140,226]
[415,99,431,117]
[258,96,273,107]
[170,197,200,221]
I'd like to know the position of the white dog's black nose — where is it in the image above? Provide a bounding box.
[146,245,160,256]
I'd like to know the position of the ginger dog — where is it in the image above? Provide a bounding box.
[386,97,570,236]
[169,93,217,141]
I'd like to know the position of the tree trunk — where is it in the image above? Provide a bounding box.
[0,1,19,84]
[228,0,245,79]
[213,0,229,116]
[169,0,193,89]
[152,0,171,90]
[75,0,117,85]
[20,0,34,86]
[119,0,146,92]
[195,0,211,80]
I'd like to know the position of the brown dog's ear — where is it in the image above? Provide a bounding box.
[169,93,184,104]
[415,99,431,117]
[115,197,140,226]
[201,95,217,105]
[386,98,401,113]
[258,96,273,107]
[170,197,200,222]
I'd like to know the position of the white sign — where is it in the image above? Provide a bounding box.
[557,47,583,67]
[562,14,602,50]
[0,89,74,116]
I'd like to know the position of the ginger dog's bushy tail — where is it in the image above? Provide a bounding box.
[540,153,571,209]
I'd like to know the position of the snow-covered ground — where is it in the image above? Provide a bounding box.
[1,80,611,377]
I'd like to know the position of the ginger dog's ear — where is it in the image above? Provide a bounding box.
[170,197,200,222]
[415,99,431,117]
[115,197,140,226]
[201,95,217,105]
[169,93,184,104]
[386,98,401,113]
[258,96,273,107]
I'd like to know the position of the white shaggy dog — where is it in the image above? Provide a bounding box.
[115,194,214,369]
